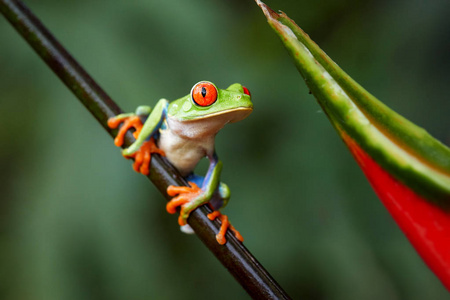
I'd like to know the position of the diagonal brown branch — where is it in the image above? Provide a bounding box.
[0,0,290,298]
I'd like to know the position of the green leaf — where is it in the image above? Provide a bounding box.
[256,0,450,208]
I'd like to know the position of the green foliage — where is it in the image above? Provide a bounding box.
[0,0,449,299]
[258,1,450,205]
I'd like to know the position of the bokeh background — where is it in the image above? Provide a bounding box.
[1,0,449,299]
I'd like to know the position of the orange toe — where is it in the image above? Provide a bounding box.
[207,210,244,245]
[166,182,203,226]
[109,115,165,177]
[166,182,202,214]
[108,115,143,147]
[125,138,165,176]
[166,195,190,214]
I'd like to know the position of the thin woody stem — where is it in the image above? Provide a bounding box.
[0,0,291,299]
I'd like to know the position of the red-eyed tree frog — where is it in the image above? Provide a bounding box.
[108,81,253,244]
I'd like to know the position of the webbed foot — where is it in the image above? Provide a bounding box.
[126,138,164,175]
[108,115,143,147]
[166,182,244,245]
[108,115,165,176]
[166,182,203,226]
[207,210,244,245]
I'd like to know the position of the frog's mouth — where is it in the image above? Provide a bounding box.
[187,107,253,123]
[167,106,253,139]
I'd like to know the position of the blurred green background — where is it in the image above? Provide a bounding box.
[1,0,449,299]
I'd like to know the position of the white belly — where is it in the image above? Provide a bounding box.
[158,127,214,177]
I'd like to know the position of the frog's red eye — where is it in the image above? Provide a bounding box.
[242,86,251,97]
[192,82,218,107]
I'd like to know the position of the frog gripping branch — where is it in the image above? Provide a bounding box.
[0,0,291,296]
[108,81,253,245]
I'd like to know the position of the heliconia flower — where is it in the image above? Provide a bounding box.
[256,0,450,289]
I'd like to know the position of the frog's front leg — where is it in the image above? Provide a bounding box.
[108,100,168,175]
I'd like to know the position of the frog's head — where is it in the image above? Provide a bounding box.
[167,81,253,123]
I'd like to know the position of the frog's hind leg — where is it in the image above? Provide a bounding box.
[216,182,230,209]
[173,174,226,234]
[175,174,204,234]
[182,174,229,209]
[207,182,243,245]
[177,174,241,244]
[185,173,204,188]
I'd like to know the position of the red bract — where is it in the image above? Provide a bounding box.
[343,133,450,289]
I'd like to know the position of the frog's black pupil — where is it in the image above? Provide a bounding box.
[201,87,207,98]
